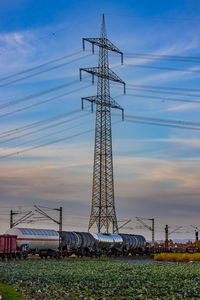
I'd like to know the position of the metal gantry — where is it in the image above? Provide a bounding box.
[80,14,125,234]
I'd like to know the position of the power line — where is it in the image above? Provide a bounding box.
[125,119,200,131]
[0,128,93,160]
[117,92,200,105]
[0,113,88,147]
[0,109,80,138]
[0,54,91,88]
[124,63,200,74]
[0,117,90,154]
[125,114,200,127]
[105,13,200,22]
[0,78,85,110]
[0,51,82,82]
[0,23,78,56]
[124,85,200,98]
[125,83,200,93]
[124,52,200,64]
[0,84,91,119]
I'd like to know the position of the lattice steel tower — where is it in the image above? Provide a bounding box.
[80,14,126,234]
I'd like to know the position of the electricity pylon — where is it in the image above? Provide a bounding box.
[80,14,125,234]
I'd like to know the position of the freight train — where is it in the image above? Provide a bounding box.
[0,228,146,259]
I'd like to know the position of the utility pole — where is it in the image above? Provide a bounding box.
[10,210,34,228]
[136,217,155,246]
[165,224,169,251]
[59,207,63,234]
[165,225,182,250]
[80,14,125,234]
[152,218,155,246]
[34,205,63,250]
[191,225,199,242]
[10,210,14,228]
[196,230,199,242]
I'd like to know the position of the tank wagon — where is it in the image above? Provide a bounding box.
[3,228,146,258]
[6,228,59,258]
[61,231,96,256]
[61,231,146,257]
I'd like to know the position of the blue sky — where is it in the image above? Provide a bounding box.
[0,0,200,240]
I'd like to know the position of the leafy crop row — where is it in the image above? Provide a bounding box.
[0,259,200,299]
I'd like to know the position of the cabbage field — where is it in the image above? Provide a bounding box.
[0,259,200,299]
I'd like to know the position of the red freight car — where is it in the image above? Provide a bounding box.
[0,235,17,260]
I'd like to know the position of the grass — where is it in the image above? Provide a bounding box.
[0,283,25,300]
[0,258,200,299]
[154,252,200,262]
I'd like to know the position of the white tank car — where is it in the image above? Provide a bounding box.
[5,228,59,251]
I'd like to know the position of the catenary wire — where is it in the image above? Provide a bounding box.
[122,85,200,98]
[0,84,91,118]
[0,117,91,154]
[0,129,93,160]
[0,121,121,159]
[0,113,88,146]
[124,119,200,131]
[124,114,200,127]
[125,83,200,93]
[0,78,87,109]
[124,52,200,63]
[0,50,82,82]
[0,54,91,88]
[0,109,81,138]
[0,23,80,56]
[105,13,200,22]
[115,92,200,105]
[124,63,200,74]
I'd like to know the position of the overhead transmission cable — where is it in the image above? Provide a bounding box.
[0,51,82,82]
[124,63,200,74]
[124,114,200,127]
[0,121,120,160]
[124,86,200,98]
[115,92,200,105]
[0,109,81,138]
[126,83,200,93]
[0,112,89,146]
[124,119,200,131]
[123,52,200,63]
[0,77,89,110]
[0,84,91,118]
[105,13,200,22]
[0,129,94,160]
[0,54,91,88]
[0,116,90,154]
[0,22,83,56]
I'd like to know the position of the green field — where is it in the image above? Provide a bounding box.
[0,283,25,300]
[0,259,200,299]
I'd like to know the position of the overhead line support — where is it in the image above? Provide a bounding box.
[80,14,125,234]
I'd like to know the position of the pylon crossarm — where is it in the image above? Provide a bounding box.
[80,67,126,94]
[82,96,124,120]
[83,38,123,64]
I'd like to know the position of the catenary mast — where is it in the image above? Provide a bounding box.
[80,14,126,233]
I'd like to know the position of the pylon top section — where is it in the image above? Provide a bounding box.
[82,14,124,64]
[101,13,107,39]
